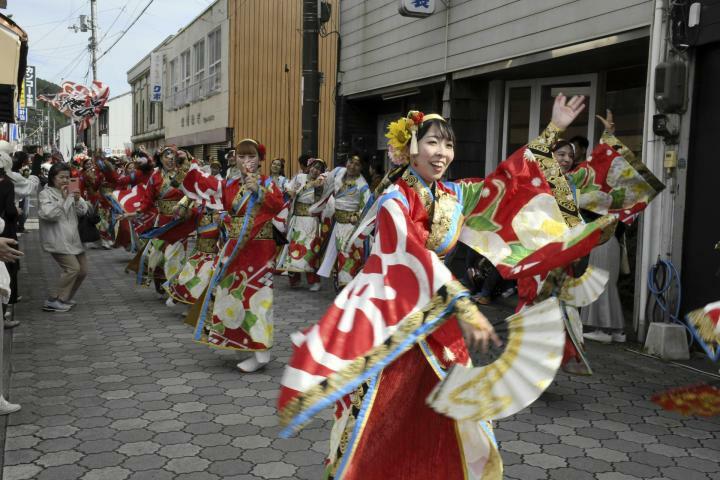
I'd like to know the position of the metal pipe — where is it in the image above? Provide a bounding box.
[635,0,669,342]
[301,0,320,156]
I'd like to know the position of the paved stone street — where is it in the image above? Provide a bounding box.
[2,230,719,480]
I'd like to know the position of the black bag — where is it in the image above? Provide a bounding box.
[78,212,101,243]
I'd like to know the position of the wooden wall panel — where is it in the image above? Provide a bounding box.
[228,0,339,178]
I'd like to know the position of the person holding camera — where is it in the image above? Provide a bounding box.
[38,163,90,312]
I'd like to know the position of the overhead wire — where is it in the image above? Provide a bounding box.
[97,0,156,61]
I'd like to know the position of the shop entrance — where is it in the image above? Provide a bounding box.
[502,74,597,158]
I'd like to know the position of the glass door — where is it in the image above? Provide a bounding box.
[502,74,597,159]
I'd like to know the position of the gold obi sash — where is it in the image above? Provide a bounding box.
[334,209,359,225]
[196,238,219,254]
[228,216,273,240]
[157,199,179,216]
[293,202,313,217]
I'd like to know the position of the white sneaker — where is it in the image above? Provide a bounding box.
[42,299,71,312]
[308,283,321,292]
[237,351,270,373]
[611,332,627,343]
[165,297,176,308]
[583,330,612,344]
[0,396,20,415]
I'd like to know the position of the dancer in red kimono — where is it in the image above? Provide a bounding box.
[279,95,619,479]
[181,139,285,372]
[126,146,189,295]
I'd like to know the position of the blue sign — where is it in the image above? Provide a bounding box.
[17,106,27,122]
[151,85,162,102]
[399,0,435,17]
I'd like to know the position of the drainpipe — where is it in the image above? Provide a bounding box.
[635,0,669,342]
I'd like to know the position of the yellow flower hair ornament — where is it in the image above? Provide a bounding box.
[385,111,446,159]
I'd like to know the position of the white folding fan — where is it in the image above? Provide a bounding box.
[427,297,565,421]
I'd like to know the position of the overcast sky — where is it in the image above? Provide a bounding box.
[6,0,216,98]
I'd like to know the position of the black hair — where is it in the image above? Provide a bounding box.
[417,118,456,145]
[30,154,43,177]
[569,136,589,150]
[298,153,312,169]
[551,139,575,154]
[271,158,286,176]
[48,163,71,187]
[73,144,85,154]
[12,151,27,172]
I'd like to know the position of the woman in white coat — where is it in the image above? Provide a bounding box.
[38,163,90,312]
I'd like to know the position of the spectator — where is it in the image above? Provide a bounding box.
[0,143,24,328]
[38,163,90,312]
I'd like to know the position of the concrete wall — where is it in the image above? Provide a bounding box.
[340,0,654,95]
[104,92,132,155]
[57,124,74,161]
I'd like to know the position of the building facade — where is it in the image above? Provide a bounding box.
[127,37,171,152]
[162,0,231,165]
[98,91,132,156]
[335,0,708,341]
[227,0,339,177]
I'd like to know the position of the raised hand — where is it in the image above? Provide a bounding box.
[596,109,615,135]
[551,93,586,131]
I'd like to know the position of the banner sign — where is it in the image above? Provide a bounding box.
[25,66,36,108]
[150,52,163,102]
[38,80,110,131]
[17,106,27,122]
[399,0,435,17]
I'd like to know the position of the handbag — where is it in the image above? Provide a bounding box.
[78,211,101,243]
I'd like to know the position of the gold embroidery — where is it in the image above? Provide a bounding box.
[157,199,179,216]
[293,202,313,217]
[426,190,460,253]
[195,238,219,253]
[334,209,359,225]
[227,216,273,240]
[527,124,583,228]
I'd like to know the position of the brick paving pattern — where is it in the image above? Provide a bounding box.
[2,230,720,479]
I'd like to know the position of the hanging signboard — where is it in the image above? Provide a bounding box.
[25,66,36,108]
[399,0,435,18]
[150,52,163,102]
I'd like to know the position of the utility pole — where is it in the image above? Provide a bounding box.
[90,0,98,81]
[301,0,320,157]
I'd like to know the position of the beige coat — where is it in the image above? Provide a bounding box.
[38,186,89,255]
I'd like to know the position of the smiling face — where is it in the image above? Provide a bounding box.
[270,159,283,175]
[345,156,362,178]
[160,150,176,171]
[411,123,455,184]
[553,144,575,174]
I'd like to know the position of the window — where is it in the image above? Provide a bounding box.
[193,40,205,100]
[208,28,221,93]
[149,101,155,125]
[194,40,205,82]
[181,49,191,96]
[169,58,178,108]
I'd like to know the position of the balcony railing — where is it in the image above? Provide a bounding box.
[166,70,221,110]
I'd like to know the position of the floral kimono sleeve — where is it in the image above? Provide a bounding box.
[456,124,613,279]
[569,131,665,224]
[278,191,471,434]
